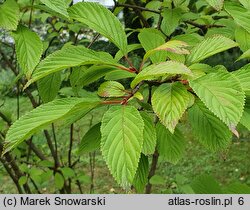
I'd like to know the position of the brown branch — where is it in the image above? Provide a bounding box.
[184,20,224,30]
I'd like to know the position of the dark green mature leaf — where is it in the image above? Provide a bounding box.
[40,0,69,19]
[138,28,167,63]
[133,154,149,193]
[104,70,136,80]
[131,61,192,88]
[191,174,222,194]
[37,72,61,103]
[189,71,245,129]
[68,2,127,54]
[161,8,182,36]
[206,0,224,11]
[224,2,250,33]
[3,98,100,154]
[232,64,250,95]
[140,112,156,155]
[0,0,20,30]
[26,45,122,87]
[235,27,250,52]
[152,82,190,133]
[12,25,43,78]
[186,35,238,64]
[188,100,232,151]
[101,106,144,189]
[156,122,186,164]
[78,123,101,155]
[97,81,125,98]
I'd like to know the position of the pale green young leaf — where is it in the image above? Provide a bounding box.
[140,112,156,155]
[143,40,189,62]
[37,72,61,103]
[235,27,250,52]
[232,64,250,95]
[133,154,149,193]
[68,2,127,54]
[161,8,182,36]
[189,71,245,128]
[138,28,167,64]
[240,98,250,130]
[239,0,250,10]
[3,98,100,155]
[156,122,186,164]
[186,35,238,64]
[12,26,43,78]
[97,81,125,98]
[224,2,250,34]
[78,123,101,155]
[131,61,192,88]
[205,0,224,11]
[236,49,250,61]
[101,106,144,189]
[152,82,190,133]
[26,45,122,87]
[40,0,69,19]
[171,33,203,47]
[188,100,232,151]
[191,174,222,194]
[0,0,20,30]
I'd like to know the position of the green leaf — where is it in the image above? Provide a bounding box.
[97,81,125,98]
[115,44,142,61]
[191,174,222,194]
[0,0,20,30]
[40,0,69,19]
[224,2,250,34]
[60,167,75,179]
[26,45,121,87]
[186,35,238,64]
[237,49,250,61]
[205,0,224,11]
[240,98,250,130]
[74,65,118,88]
[37,72,61,103]
[152,82,190,133]
[131,61,192,88]
[18,176,28,186]
[104,70,136,81]
[161,8,182,36]
[188,100,232,151]
[140,112,156,155]
[3,98,100,155]
[68,2,127,54]
[101,105,144,189]
[149,175,165,185]
[12,25,43,78]
[156,122,186,164]
[138,28,167,63]
[239,0,250,10]
[78,123,101,154]
[189,71,245,128]
[232,64,250,95]
[54,173,64,190]
[143,40,189,62]
[133,154,149,193]
[235,27,250,52]
[224,183,250,194]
